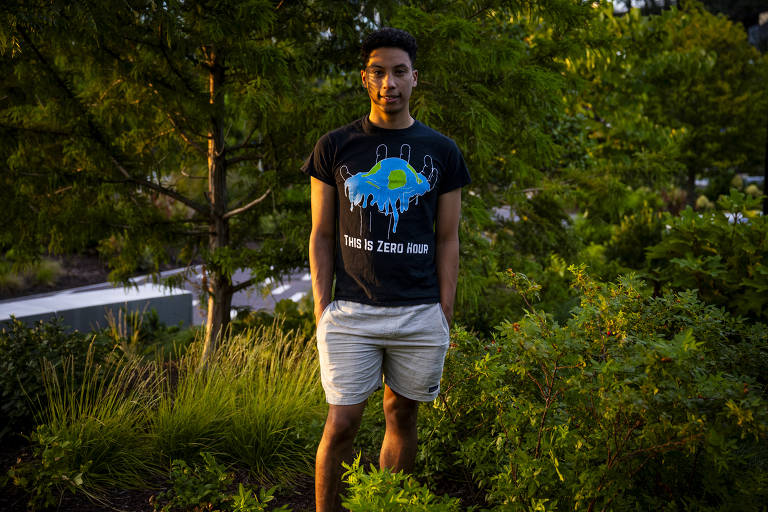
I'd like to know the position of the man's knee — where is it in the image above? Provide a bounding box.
[323,404,365,445]
[383,387,418,428]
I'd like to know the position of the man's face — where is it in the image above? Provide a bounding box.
[361,47,418,119]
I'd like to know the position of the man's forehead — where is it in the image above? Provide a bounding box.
[365,47,413,68]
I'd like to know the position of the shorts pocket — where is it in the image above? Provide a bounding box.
[318,300,336,326]
[437,303,450,334]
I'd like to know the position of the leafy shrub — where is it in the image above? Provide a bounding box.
[459,227,578,333]
[342,456,463,512]
[151,452,289,512]
[604,204,665,269]
[6,425,93,510]
[417,267,768,510]
[0,317,112,439]
[571,189,666,282]
[645,190,768,322]
[504,192,578,262]
[152,452,232,512]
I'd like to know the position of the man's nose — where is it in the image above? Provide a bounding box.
[381,72,396,87]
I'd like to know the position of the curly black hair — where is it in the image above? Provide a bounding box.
[361,27,417,67]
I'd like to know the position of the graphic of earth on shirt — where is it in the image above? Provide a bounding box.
[344,145,434,234]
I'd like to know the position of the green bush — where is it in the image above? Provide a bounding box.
[151,452,290,512]
[604,204,665,269]
[459,228,578,333]
[342,456,464,512]
[645,190,768,322]
[417,267,768,510]
[506,192,578,263]
[6,425,93,511]
[152,452,233,511]
[0,317,112,439]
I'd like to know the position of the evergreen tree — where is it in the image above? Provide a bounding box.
[0,0,364,358]
[1,0,598,347]
[570,2,767,208]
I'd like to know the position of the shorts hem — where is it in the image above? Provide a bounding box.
[386,381,439,403]
[325,384,381,406]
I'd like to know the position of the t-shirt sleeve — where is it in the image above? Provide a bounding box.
[437,140,471,194]
[300,133,336,186]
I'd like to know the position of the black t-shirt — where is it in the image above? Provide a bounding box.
[302,116,471,306]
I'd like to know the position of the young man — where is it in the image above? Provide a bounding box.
[302,27,470,512]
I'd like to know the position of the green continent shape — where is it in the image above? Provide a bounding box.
[362,161,382,177]
[388,169,407,190]
[407,165,422,184]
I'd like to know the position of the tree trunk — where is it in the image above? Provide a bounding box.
[200,46,232,365]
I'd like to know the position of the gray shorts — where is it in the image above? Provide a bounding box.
[316,300,450,405]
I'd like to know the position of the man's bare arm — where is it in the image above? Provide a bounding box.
[435,188,462,326]
[309,177,337,325]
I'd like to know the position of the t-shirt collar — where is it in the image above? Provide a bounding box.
[362,115,420,135]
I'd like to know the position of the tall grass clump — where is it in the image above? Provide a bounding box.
[152,321,325,482]
[151,350,236,462]
[222,324,325,481]
[9,349,159,508]
[0,258,64,293]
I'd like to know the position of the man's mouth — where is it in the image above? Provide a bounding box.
[381,94,400,103]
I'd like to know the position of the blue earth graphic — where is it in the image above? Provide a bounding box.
[344,156,432,233]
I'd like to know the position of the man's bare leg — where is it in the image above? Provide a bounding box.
[380,385,419,472]
[315,402,366,512]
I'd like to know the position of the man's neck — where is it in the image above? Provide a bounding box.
[367,111,414,130]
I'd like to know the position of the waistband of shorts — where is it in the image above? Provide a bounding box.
[333,299,439,313]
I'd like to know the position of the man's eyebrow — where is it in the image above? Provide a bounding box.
[366,63,411,69]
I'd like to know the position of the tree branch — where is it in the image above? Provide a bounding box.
[110,156,208,214]
[157,26,199,95]
[0,123,70,137]
[228,124,261,152]
[17,27,208,216]
[223,188,271,219]
[166,113,207,154]
[181,167,207,179]
[231,276,259,294]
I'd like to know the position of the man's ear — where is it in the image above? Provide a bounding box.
[361,69,367,87]
[413,69,418,87]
